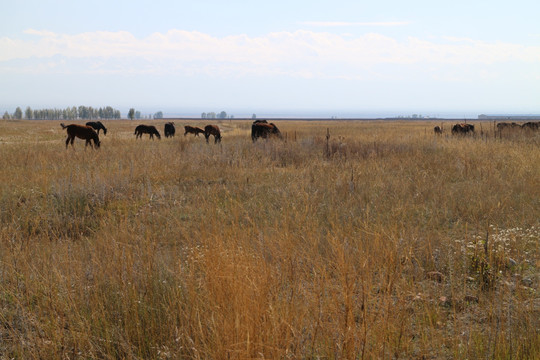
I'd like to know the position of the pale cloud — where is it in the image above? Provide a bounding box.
[299,21,411,27]
[1,29,540,80]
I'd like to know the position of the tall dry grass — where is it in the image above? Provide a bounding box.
[0,119,538,359]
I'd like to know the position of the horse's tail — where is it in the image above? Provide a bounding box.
[60,123,67,129]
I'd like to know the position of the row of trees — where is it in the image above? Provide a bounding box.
[127,109,162,120]
[2,107,244,121]
[201,111,233,119]
[2,106,122,120]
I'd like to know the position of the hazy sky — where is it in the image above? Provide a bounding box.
[1,0,539,117]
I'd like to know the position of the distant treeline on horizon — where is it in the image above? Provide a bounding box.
[3,106,122,120]
[478,114,540,120]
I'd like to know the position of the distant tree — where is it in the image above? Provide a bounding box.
[2,111,10,120]
[128,108,135,120]
[207,112,216,119]
[88,106,95,119]
[135,111,141,119]
[252,114,257,119]
[25,106,33,120]
[218,111,227,119]
[154,111,163,119]
[78,106,88,119]
[201,112,207,119]
[13,107,23,120]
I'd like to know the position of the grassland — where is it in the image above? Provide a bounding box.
[0,119,538,359]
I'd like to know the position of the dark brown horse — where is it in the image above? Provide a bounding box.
[251,121,282,142]
[522,122,539,131]
[433,126,442,135]
[451,123,475,135]
[184,125,205,136]
[61,123,100,149]
[85,121,107,135]
[164,122,175,138]
[204,125,221,143]
[135,125,161,140]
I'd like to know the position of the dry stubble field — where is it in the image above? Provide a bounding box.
[0,119,539,359]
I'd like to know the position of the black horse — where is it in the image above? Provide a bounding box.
[164,122,175,138]
[85,121,107,135]
[134,125,161,140]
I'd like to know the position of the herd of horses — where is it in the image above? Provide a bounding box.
[434,121,539,136]
[59,119,538,149]
[60,119,283,149]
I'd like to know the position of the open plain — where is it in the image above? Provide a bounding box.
[0,119,538,359]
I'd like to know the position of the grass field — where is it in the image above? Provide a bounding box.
[0,119,538,359]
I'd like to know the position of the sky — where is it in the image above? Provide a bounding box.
[1,0,539,118]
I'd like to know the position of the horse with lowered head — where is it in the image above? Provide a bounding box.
[184,125,205,136]
[204,125,222,143]
[251,120,282,142]
[85,121,107,135]
[522,122,539,131]
[135,125,161,140]
[61,123,100,149]
[451,123,475,135]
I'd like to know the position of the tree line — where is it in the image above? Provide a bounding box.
[201,111,233,119]
[2,106,122,120]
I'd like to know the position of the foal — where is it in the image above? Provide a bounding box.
[184,125,205,136]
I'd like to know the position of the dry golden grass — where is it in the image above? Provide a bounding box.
[0,119,539,359]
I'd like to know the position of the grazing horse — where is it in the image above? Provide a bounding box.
[134,125,161,140]
[451,123,475,135]
[184,125,205,137]
[497,122,521,132]
[204,125,221,143]
[61,123,100,149]
[522,122,539,131]
[251,121,282,142]
[433,126,442,135]
[164,122,175,138]
[85,121,107,135]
